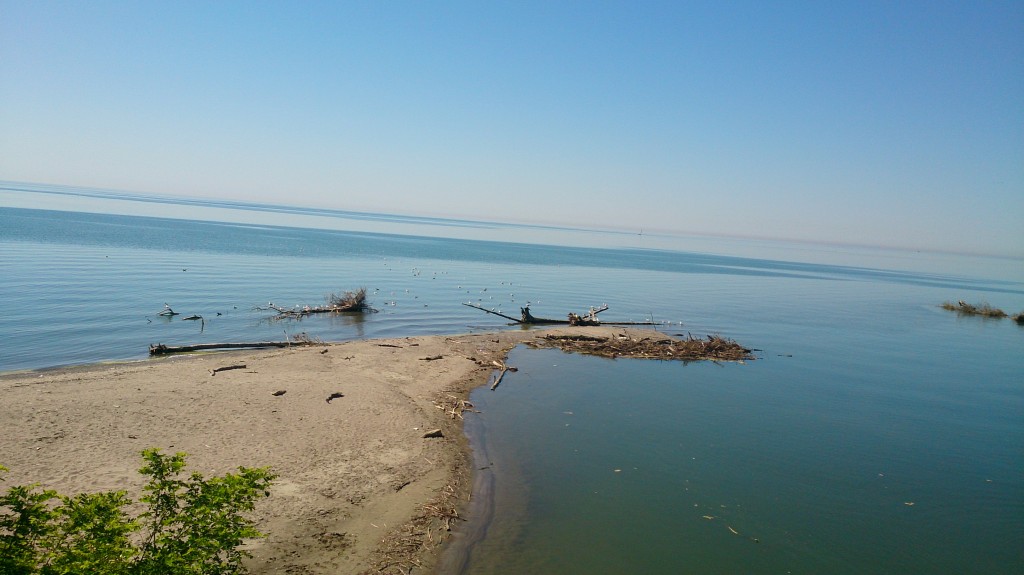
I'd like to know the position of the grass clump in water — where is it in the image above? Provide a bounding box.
[941,300,1008,318]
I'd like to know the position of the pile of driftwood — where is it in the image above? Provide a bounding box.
[257,288,372,320]
[527,332,755,362]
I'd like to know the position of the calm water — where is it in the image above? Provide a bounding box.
[1,192,1022,574]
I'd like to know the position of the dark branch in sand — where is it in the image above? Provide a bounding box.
[209,363,246,376]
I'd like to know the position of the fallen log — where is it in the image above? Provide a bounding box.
[464,302,656,326]
[149,341,306,355]
[520,305,570,325]
[462,303,523,323]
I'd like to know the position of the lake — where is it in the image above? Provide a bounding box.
[1,185,1022,574]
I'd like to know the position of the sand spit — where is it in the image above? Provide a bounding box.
[0,327,749,574]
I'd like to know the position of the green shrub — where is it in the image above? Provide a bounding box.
[0,450,274,575]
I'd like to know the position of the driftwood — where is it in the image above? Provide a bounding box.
[527,333,755,362]
[519,305,573,325]
[258,288,373,320]
[488,360,518,391]
[461,303,522,323]
[434,395,475,419]
[209,363,246,376]
[463,303,653,326]
[149,341,310,355]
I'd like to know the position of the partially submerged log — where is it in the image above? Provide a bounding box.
[527,332,755,362]
[488,360,517,391]
[463,303,652,326]
[461,303,522,323]
[149,341,311,356]
[519,305,569,325]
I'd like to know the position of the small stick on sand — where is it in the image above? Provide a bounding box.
[210,364,246,376]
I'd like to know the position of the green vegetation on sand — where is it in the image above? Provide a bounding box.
[1,449,274,575]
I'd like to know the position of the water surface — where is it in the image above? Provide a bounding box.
[1,190,1021,574]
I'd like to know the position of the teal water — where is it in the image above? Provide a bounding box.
[1,188,1023,573]
[462,320,1022,574]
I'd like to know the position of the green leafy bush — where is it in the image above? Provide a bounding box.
[0,450,274,575]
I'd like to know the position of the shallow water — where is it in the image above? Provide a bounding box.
[1,191,1022,573]
[463,325,1022,574]
[2,205,1020,373]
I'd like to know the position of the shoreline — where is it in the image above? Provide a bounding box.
[0,325,714,574]
[0,330,535,574]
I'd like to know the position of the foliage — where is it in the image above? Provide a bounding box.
[0,450,274,575]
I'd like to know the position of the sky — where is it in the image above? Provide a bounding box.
[1,1,1022,257]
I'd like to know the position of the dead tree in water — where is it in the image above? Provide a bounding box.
[257,288,373,320]
[463,303,651,326]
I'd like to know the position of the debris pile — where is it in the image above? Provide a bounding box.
[527,332,755,362]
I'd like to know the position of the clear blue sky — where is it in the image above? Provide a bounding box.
[2,1,1021,256]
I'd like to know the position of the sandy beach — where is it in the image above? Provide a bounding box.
[1,327,648,574]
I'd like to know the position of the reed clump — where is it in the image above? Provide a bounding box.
[941,300,1008,318]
